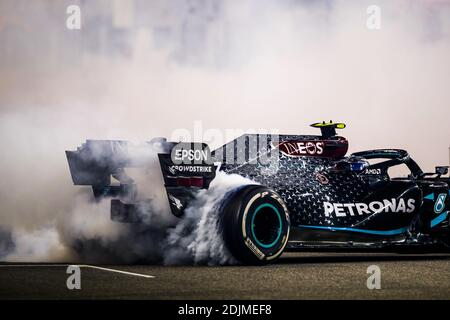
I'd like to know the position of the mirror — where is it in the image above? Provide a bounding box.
[435,166,449,176]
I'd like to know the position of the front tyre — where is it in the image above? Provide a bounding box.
[220,185,290,264]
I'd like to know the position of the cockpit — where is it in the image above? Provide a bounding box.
[333,156,370,173]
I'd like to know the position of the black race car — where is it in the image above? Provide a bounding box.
[66,122,450,264]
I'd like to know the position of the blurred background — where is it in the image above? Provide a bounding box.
[0,0,449,248]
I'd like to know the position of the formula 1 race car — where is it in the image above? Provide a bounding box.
[66,122,450,264]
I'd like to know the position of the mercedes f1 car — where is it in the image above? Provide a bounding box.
[66,122,450,264]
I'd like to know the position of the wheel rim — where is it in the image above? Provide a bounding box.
[250,203,282,248]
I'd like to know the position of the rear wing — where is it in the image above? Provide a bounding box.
[66,139,216,222]
[158,142,216,216]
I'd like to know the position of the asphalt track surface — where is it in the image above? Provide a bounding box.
[1,252,449,299]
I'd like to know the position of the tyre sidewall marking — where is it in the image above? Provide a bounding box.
[266,194,290,261]
[242,193,260,239]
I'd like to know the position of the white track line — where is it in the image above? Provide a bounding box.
[80,265,155,278]
[0,264,155,279]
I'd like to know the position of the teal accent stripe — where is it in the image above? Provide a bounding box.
[430,211,448,228]
[298,225,408,236]
[424,193,434,201]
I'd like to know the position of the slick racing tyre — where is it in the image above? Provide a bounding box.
[220,185,290,264]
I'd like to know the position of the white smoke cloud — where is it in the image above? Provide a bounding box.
[5,227,69,263]
[1,146,252,265]
[164,172,255,265]
[0,0,449,263]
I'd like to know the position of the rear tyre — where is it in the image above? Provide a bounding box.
[220,185,290,264]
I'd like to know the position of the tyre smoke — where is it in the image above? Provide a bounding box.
[0,150,253,265]
[164,172,255,265]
